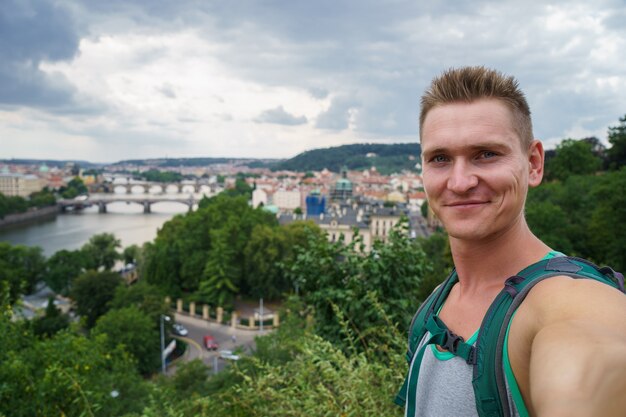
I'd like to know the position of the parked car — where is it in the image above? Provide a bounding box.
[203,335,219,350]
[219,350,240,361]
[172,323,189,337]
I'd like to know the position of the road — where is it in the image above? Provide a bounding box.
[167,312,271,375]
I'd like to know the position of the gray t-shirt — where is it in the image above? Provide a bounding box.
[407,334,520,417]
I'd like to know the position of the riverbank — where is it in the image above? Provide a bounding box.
[0,205,60,230]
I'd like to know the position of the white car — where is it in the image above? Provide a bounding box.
[172,323,189,337]
[219,350,240,361]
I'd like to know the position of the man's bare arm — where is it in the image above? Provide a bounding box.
[526,279,626,417]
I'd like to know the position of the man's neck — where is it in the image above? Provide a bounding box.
[449,217,551,296]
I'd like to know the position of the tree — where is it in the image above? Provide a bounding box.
[525,201,574,254]
[243,225,288,299]
[415,232,453,302]
[587,168,626,271]
[0,302,149,417]
[45,249,85,296]
[93,306,161,375]
[199,230,238,308]
[420,201,429,219]
[60,177,87,199]
[0,243,46,303]
[122,244,140,265]
[70,271,123,328]
[28,187,56,208]
[81,233,121,271]
[545,138,602,182]
[32,296,70,338]
[110,281,168,324]
[607,115,626,170]
[286,219,428,351]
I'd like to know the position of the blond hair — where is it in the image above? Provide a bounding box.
[420,66,533,147]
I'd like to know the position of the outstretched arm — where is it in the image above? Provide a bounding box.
[526,279,626,417]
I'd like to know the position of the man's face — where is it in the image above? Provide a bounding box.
[420,99,542,242]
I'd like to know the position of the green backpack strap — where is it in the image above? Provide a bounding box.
[394,270,459,407]
[472,256,625,417]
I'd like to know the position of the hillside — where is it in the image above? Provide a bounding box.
[273,143,421,174]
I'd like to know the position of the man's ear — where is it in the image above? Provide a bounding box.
[528,139,544,187]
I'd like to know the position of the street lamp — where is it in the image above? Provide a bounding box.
[160,314,171,374]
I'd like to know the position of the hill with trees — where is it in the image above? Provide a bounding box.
[272,142,421,174]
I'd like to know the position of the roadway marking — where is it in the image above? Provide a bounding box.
[173,335,205,360]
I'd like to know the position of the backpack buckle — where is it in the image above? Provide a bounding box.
[442,330,465,354]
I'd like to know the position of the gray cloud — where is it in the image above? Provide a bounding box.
[0,0,93,112]
[157,83,177,99]
[255,106,307,125]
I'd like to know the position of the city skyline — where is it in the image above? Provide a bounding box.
[1,0,625,163]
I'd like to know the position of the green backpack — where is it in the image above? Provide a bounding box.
[395,256,625,417]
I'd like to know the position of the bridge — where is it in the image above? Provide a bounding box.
[91,177,220,195]
[59,194,200,213]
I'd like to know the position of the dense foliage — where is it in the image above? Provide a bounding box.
[0,188,56,219]
[273,143,421,174]
[142,194,320,306]
[131,169,184,183]
[59,177,88,199]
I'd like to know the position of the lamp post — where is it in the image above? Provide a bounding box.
[259,297,264,333]
[160,315,171,374]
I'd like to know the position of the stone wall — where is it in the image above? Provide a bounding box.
[0,205,59,229]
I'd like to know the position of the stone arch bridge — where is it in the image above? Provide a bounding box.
[59,195,198,213]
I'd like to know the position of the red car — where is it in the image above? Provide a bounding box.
[203,335,219,350]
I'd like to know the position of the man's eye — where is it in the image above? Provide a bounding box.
[432,155,448,163]
[480,151,497,159]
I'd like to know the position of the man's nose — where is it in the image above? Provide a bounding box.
[447,161,478,193]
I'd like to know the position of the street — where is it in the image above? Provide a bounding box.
[167,312,270,375]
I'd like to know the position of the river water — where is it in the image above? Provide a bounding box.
[0,201,189,257]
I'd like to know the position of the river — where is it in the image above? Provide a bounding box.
[0,201,189,257]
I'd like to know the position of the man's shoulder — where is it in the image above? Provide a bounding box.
[516,274,626,332]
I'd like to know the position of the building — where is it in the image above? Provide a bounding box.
[279,201,407,251]
[330,167,353,202]
[305,190,326,215]
[369,206,403,244]
[273,189,302,211]
[0,173,46,197]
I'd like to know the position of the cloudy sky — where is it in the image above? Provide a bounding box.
[1,0,625,163]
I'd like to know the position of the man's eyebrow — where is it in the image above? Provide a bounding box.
[422,142,513,157]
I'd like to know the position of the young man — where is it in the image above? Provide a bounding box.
[398,66,626,416]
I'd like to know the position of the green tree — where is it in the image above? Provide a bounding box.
[110,281,168,324]
[415,232,453,302]
[0,243,46,303]
[60,177,88,199]
[32,296,70,338]
[545,138,602,181]
[0,193,29,218]
[93,306,161,375]
[81,233,121,271]
[199,230,238,308]
[607,115,626,170]
[0,308,149,416]
[587,168,626,270]
[71,271,123,328]
[122,244,140,265]
[45,249,85,296]
[243,224,288,299]
[287,219,428,351]
[420,201,429,219]
[29,187,56,208]
[525,201,574,254]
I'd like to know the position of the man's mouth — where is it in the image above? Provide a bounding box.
[445,200,488,208]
